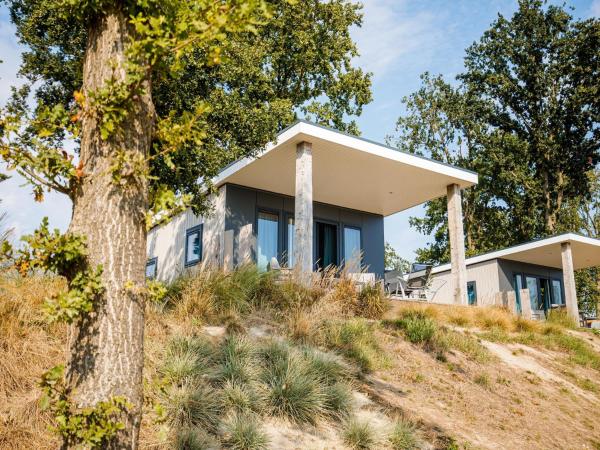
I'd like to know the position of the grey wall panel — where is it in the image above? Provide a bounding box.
[497,259,564,289]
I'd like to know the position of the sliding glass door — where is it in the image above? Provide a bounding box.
[315,221,338,270]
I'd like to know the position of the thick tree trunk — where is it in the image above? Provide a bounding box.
[66,7,154,449]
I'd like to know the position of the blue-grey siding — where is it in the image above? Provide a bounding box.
[224,183,385,277]
[496,259,564,292]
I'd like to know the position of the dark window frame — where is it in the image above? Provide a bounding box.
[184,225,203,267]
[146,257,158,279]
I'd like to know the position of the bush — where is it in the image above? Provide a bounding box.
[175,427,218,450]
[221,413,269,450]
[387,311,437,344]
[343,419,376,449]
[212,334,258,384]
[388,418,420,450]
[160,381,222,433]
[259,341,326,424]
[356,284,388,319]
[323,319,388,372]
[546,309,576,329]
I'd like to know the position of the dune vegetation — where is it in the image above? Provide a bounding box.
[1,266,600,449]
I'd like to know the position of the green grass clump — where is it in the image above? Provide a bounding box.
[221,413,269,450]
[323,319,389,372]
[387,311,437,344]
[388,418,420,450]
[260,341,326,424]
[440,330,492,363]
[213,334,258,384]
[221,380,264,414]
[343,419,376,449]
[161,336,215,383]
[474,373,491,388]
[160,381,222,433]
[546,309,576,329]
[175,427,218,450]
[323,382,354,420]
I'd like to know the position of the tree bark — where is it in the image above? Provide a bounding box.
[66,7,154,449]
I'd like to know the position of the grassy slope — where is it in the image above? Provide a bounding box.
[1,269,599,449]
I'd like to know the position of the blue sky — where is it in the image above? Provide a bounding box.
[1,0,599,260]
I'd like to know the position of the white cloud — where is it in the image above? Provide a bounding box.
[351,0,443,80]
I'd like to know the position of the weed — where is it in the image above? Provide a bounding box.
[260,341,326,424]
[388,418,420,449]
[474,373,491,388]
[356,283,388,319]
[160,381,222,433]
[343,419,376,449]
[175,427,218,450]
[221,413,269,450]
[387,310,437,344]
[546,309,576,329]
[438,329,492,363]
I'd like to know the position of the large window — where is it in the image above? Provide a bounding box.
[257,211,279,270]
[286,216,295,268]
[146,257,157,279]
[185,225,202,267]
[526,276,541,310]
[514,274,524,314]
[551,279,563,305]
[343,226,361,272]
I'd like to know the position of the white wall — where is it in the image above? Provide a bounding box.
[430,259,502,305]
[146,186,226,282]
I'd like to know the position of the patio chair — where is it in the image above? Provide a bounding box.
[384,270,412,298]
[348,272,378,292]
[406,265,433,299]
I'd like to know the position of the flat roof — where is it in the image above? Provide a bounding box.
[432,234,600,274]
[213,120,478,216]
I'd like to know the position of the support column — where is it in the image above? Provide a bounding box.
[561,242,580,325]
[294,141,313,280]
[447,184,467,305]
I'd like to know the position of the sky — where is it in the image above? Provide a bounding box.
[1,0,599,260]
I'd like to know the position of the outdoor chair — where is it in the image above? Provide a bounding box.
[406,265,433,300]
[348,272,378,292]
[384,270,412,298]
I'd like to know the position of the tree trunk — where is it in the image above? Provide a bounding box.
[66,7,154,449]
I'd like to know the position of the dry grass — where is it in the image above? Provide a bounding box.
[0,273,66,449]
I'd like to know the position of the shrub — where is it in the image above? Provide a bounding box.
[160,381,222,433]
[343,419,376,449]
[161,336,215,383]
[356,284,388,319]
[221,380,264,414]
[323,319,388,372]
[213,335,258,384]
[388,418,420,450]
[474,373,491,388]
[260,341,325,424]
[474,307,512,331]
[175,427,218,450]
[322,382,353,420]
[221,413,269,450]
[440,330,492,363]
[546,309,576,329]
[388,311,437,344]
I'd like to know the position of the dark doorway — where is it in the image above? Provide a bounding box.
[315,222,338,270]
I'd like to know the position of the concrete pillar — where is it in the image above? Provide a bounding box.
[447,184,467,305]
[223,229,234,272]
[294,141,313,278]
[561,242,580,325]
[520,288,532,320]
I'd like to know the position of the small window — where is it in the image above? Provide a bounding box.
[467,281,477,305]
[146,257,157,279]
[185,225,203,267]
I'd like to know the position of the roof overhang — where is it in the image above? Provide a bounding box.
[432,234,600,274]
[214,121,478,216]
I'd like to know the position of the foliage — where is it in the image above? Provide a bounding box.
[384,242,411,273]
[221,413,269,450]
[390,1,600,263]
[388,418,421,450]
[343,419,376,450]
[39,365,130,448]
